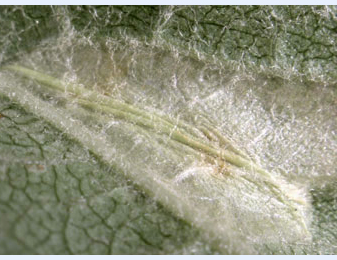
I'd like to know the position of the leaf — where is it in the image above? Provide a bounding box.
[1,6,337,255]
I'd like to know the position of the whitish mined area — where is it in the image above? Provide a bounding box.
[0,38,317,254]
[0,6,337,254]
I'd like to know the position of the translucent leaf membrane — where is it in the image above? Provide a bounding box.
[0,36,319,254]
[1,66,311,254]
